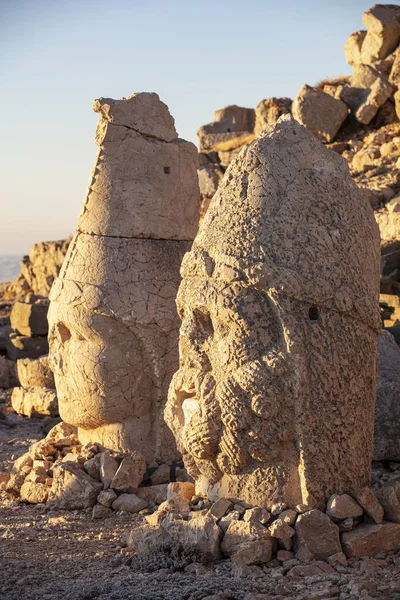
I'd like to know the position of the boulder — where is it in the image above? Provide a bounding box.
[356,487,384,524]
[150,464,170,486]
[376,480,400,523]
[341,522,400,557]
[326,494,363,520]
[6,332,48,361]
[92,505,113,519]
[136,484,168,505]
[198,164,224,199]
[20,481,48,504]
[340,65,393,125]
[97,489,117,507]
[292,84,348,142]
[221,520,273,565]
[110,453,146,493]
[269,518,295,540]
[294,510,342,562]
[111,493,148,513]
[209,498,233,520]
[197,106,255,153]
[17,355,54,389]
[100,453,119,490]
[11,387,58,417]
[167,481,195,510]
[374,331,400,461]
[162,511,222,561]
[361,4,400,63]
[10,300,49,336]
[254,97,292,136]
[83,454,102,481]
[48,462,102,509]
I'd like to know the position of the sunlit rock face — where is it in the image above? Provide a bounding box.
[166,115,381,510]
[48,93,200,461]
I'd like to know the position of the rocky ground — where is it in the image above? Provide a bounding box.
[1,406,400,600]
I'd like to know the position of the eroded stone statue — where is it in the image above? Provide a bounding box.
[166,115,381,509]
[48,93,200,461]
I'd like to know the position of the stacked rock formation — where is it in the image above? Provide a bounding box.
[166,116,381,510]
[48,93,200,462]
[11,354,58,418]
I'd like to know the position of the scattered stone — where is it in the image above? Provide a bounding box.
[294,510,342,562]
[150,464,170,486]
[356,486,384,523]
[111,494,148,513]
[327,552,348,567]
[287,561,335,578]
[243,507,270,525]
[17,355,54,388]
[279,509,297,525]
[221,521,273,565]
[276,550,294,562]
[92,504,113,519]
[10,299,49,336]
[326,493,363,520]
[110,453,146,493]
[218,511,242,532]
[161,511,222,561]
[20,481,48,504]
[344,30,367,66]
[254,97,292,135]
[6,332,48,361]
[136,484,168,505]
[97,489,117,507]
[339,517,354,533]
[375,331,400,460]
[166,482,195,510]
[269,519,295,540]
[342,522,400,557]
[83,454,101,481]
[376,481,400,522]
[361,4,400,64]
[99,453,119,490]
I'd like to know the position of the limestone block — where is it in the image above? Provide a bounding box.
[213,105,255,132]
[326,494,363,520]
[17,355,54,389]
[292,85,348,142]
[344,30,367,66]
[93,92,177,142]
[77,125,199,240]
[374,331,400,461]
[166,116,381,510]
[110,453,146,492]
[220,520,273,565]
[10,301,48,336]
[254,97,292,136]
[356,487,384,524]
[6,333,48,361]
[361,4,400,63]
[294,510,342,562]
[198,164,224,199]
[341,522,400,557]
[48,462,102,509]
[111,493,148,513]
[48,236,190,461]
[11,387,58,418]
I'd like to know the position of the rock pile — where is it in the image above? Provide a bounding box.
[129,468,400,566]
[1,421,188,515]
[11,354,58,418]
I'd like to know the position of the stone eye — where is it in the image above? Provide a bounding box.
[309,307,319,322]
[57,322,71,343]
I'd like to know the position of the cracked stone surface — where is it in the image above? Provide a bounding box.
[48,92,199,460]
[166,115,381,510]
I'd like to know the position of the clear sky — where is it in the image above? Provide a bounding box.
[1,0,377,256]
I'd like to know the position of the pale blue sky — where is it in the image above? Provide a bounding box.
[1,0,377,255]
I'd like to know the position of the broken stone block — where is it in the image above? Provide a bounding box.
[269,519,295,540]
[167,481,195,510]
[6,333,48,361]
[12,452,33,474]
[166,116,381,510]
[100,453,119,490]
[344,30,367,66]
[110,453,146,493]
[340,65,393,125]
[20,481,48,504]
[6,473,25,496]
[294,510,342,562]
[342,522,400,557]
[213,105,255,132]
[97,489,117,507]
[83,454,101,481]
[292,84,348,142]
[10,300,48,336]
[136,484,168,505]
[17,355,54,389]
[326,494,363,520]
[356,487,384,524]
[243,507,270,525]
[48,462,102,509]
[150,464,170,486]
[254,97,292,136]
[197,105,255,153]
[161,511,222,561]
[111,493,148,513]
[280,509,297,526]
[209,498,233,520]
[11,387,58,418]
[376,481,400,523]
[361,4,400,63]
[221,521,273,565]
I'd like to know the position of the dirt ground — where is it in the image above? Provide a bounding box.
[1,401,400,600]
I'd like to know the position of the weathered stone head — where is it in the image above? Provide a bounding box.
[166,115,381,509]
[48,93,200,461]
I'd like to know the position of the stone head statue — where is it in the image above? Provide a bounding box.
[166,115,381,509]
[48,93,200,461]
